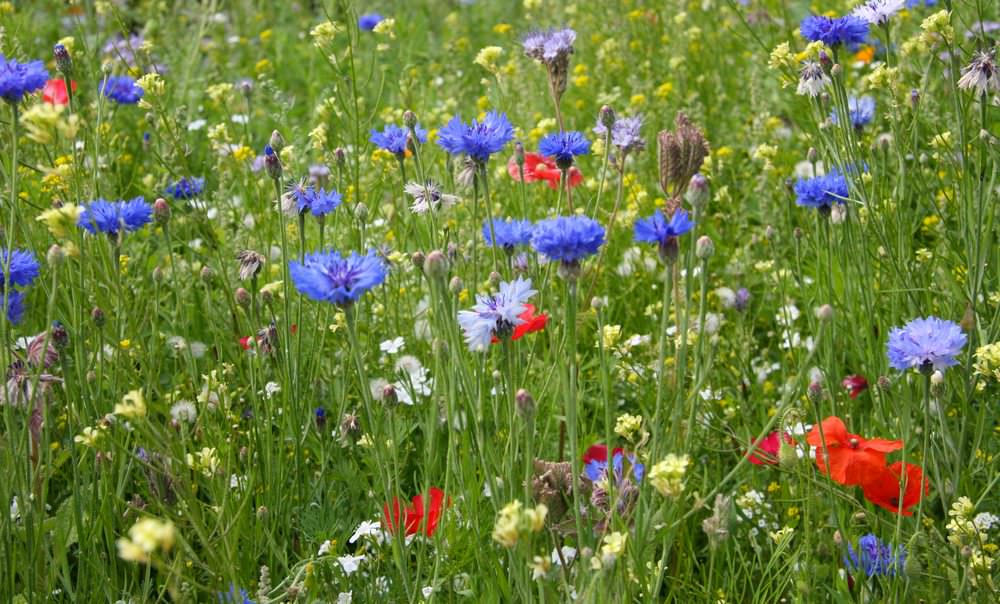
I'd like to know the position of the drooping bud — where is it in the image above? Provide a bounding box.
[153,197,170,225]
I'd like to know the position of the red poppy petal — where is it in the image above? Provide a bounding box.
[861,438,904,453]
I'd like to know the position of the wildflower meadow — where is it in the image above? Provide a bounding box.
[2,0,1000,602]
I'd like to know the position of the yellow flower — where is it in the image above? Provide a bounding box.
[649,454,690,498]
[373,18,396,38]
[231,145,254,162]
[493,23,512,34]
[119,339,131,350]
[601,324,622,348]
[74,426,104,447]
[255,58,272,74]
[20,103,80,144]
[136,73,165,97]
[474,46,504,74]
[311,21,344,48]
[205,82,233,105]
[186,447,220,477]
[117,517,175,563]
[614,413,643,441]
[114,389,147,419]
[37,204,83,238]
[492,500,523,547]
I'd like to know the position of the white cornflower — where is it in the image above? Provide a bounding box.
[457,277,536,351]
[404,181,459,213]
[852,0,905,26]
[957,50,999,96]
[797,61,831,98]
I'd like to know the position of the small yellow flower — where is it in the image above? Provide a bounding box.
[114,389,147,419]
[117,518,175,563]
[37,204,83,238]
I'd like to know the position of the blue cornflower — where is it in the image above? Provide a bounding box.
[633,208,695,247]
[436,111,515,163]
[845,534,905,577]
[734,288,751,312]
[78,198,153,235]
[531,216,605,265]
[4,290,25,325]
[538,131,591,167]
[905,0,936,7]
[794,170,849,210]
[358,13,384,31]
[457,276,536,351]
[289,182,342,217]
[831,96,876,129]
[289,249,388,306]
[100,75,144,104]
[887,316,967,373]
[522,28,577,64]
[593,114,645,154]
[370,123,427,156]
[218,584,255,604]
[584,451,645,484]
[0,55,49,103]
[165,177,205,200]
[483,218,533,250]
[800,15,869,47]
[0,249,40,289]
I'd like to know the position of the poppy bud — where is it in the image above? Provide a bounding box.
[814,304,834,321]
[424,250,448,279]
[54,43,72,74]
[269,130,285,153]
[403,109,418,129]
[235,287,251,308]
[449,276,463,295]
[153,197,170,225]
[516,389,535,418]
[599,105,616,130]
[47,244,65,267]
[411,251,426,271]
[91,306,106,328]
[696,236,714,260]
[778,439,798,467]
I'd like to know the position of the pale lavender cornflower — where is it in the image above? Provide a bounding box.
[593,114,645,154]
[957,50,999,96]
[522,28,576,65]
[797,61,831,97]
[457,276,536,351]
[886,316,967,373]
[852,0,906,27]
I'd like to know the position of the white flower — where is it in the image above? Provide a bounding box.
[318,539,334,556]
[405,181,458,213]
[380,336,405,354]
[457,277,536,351]
[957,50,1000,96]
[264,381,281,399]
[187,119,207,131]
[169,400,197,423]
[231,114,249,124]
[974,512,1000,531]
[337,554,365,575]
[714,287,736,308]
[421,586,434,599]
[852,0,905,26]
[797,62,830,98]
[336,592,353,604]
[349,519,384,544]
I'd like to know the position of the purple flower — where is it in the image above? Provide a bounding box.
[633,208,695,246]
[530,216,605,264]
[522,28,576,64]
[358,13,385,31]
[78,198,153,235]
[102,34,145,67]
[165,177,205,200]
[734,288,751,312]
[483,218,533,250]
[794,170,849,210]
[370,123,427,155]
[0,249,40,289]
[800,15,869,47]
[845,534,904,577]
[887,316,967,373]
[593,114,645,153]
[100,75,144,104]
[436,111,515,162]
[0,55,49,103]
[289,250,388,306]
[583,451,644,484]
[288,183,342,217]
[457,276,536,351]
[538,131,591,165]
[831,96,876,129]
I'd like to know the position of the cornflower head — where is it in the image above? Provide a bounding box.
[289,249,388,307]
[793,170,849,213]
[831,96,876,129]
[593,113,645,156]
[358,13,384,31]
[288,181,342,217]
[483,218,533,252]
[633,208,695,264]
[164,177,205,200]
[457,276,536,351]
[0,55,49,104]
[583,450,645,486]
[4,290,25,325]
[436,111,515,163]
[370,123,427,157]
[0,249,41,289]
[100,75,144,104]
[797,61,831,97]
[852,0,906,26]
[530,215,605,276]
[844,534,905,577]
[957,49,999,96]
[538,130,591,169]
[78,198,153,236]
[404,181,459,214]
[800,15,869,47]
[887,316,967,373]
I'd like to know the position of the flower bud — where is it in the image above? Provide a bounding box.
[91,306,106,328]
[411,251,426,271]
[695,235,714,260]
[778,439,798,467]
[268,130,285,153]
[47,244,65,267]
[340,413,361,442]
[515,389,535,418]
[261,289,274,306]
[765,225,775,240]
[152,266,164,283]
[807,381,823,402]
[353,202,369,221]
[153,197,170,225]
[684,173,709,209]
[235,287,251,308]
[830,64,842,77]
[424,250,448,279]
[381,383,398,405]
[514,141,526,167]
[403,109,418,129]
[930,370,944,386]
[590,296,605,310]
[334,147,347,166]
[264,145,281,180]
[909,88,920,109]
[54,43,73,74]
[599,105,616,130]
[793,227,803,240]
[814,304,834,321]
[806,147,817,163]
[200,265,215,283]
[818,51,832,70]
[488,271,502,287]
[449,276,464,295]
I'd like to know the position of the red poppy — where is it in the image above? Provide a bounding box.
[582,444,624,465]
[841,374,869,399]
[383,487,448,537]
[239,336,254,350]
[42,79,76,105]
[860,461,929,516]
[491,304,548,344]
[806,416,903,486]
[507,152,583,190]
[747,431,793,466]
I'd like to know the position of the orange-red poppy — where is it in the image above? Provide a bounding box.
[383,487,448,537]
[860,461,929,516]
[42,79,76,105]
[747,431,793,466]
[491,304,548,344]
[806,416,903,486]
[507,152,582,190]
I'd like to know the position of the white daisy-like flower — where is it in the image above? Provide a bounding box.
[852,0,905,26]
[379,336,405,354]
[457,276,536,351]
[796,61,831,98]
[957,50,1000,96]
[404,181,459,214]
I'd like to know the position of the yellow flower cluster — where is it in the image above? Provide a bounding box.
[117,517,175,563]
[186,447,220,477]
[20,104,80,145]
[113,389,146,419]
[974,342,1000,383]
[590,531,627,569]
[492,500,548,547]
[649,453,690,498]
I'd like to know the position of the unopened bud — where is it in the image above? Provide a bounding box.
[515,389,535,418]
[818,51,832,70]
[353,202,368,221]
[403,110,418,129]
[830,64,841,77]
[91,307,106,328]
[765,225,776,240]
[152,266,164,283]
[264,145,281,180]
[381,383,398,405]
[778,439,798,467]
[334,147,347,166]
[793,227,803,240]
[684,173,709,209]
[47,244,65,266]
[930,370,944,386]
[807,147,818,163]
[424,250,448,279]
[411,251,426,271]
[696,235,714,260]
[815,304,834,321]
[268,130,285,153]
[807,381,823,402]
[488,271,502,287]
[514,141,525,167]
[235,287,251,308]
[153,197,170,225]
[590,296,605,310]
[599,104,616,130]
[200,266,215,283]
[54,44,73,74]
[909,88,920,109]
[449,276,464,295]
[260,289,273,306]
